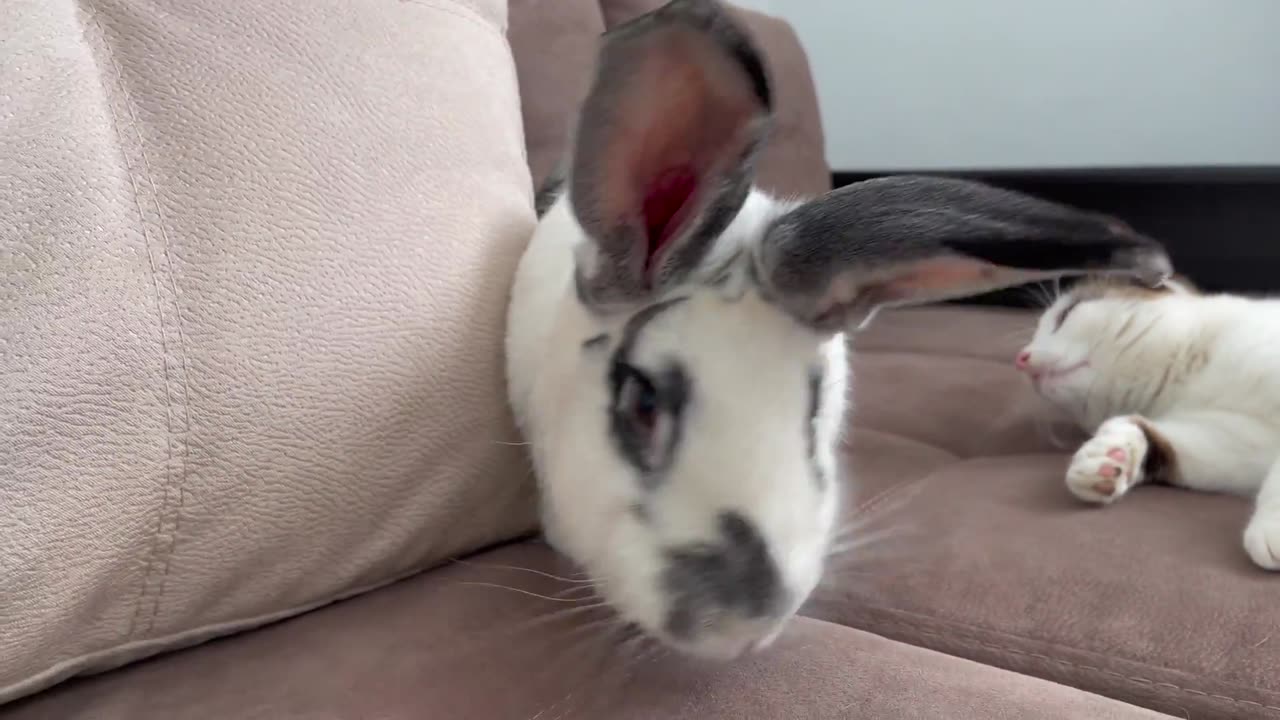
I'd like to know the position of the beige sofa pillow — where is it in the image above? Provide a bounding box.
[0,0,536,703]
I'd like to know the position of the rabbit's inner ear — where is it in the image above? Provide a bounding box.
[786,256,1043,331]
[568,0,772,311]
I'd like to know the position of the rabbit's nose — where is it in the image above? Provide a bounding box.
[1015,350,1033,372]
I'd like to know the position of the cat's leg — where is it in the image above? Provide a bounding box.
[1243,457,1280,570]
[1065,416,1154,503]
[1066,411,1271,504]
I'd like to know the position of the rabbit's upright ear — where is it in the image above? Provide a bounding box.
[755,175,1172,331]
[569,0,772,311]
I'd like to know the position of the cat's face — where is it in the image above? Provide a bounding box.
[1017,288,1112,408]
[1016,277,1191,414]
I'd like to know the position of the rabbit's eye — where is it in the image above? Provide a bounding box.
[608,361,688,475]
[619,370,660,432]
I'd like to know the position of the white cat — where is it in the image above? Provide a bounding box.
[1018,276,1280,570]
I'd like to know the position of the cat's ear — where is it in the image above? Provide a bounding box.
[567,0,773,312]
[755,175,1172,330]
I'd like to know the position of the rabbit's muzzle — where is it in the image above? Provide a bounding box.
[658,511,793,658]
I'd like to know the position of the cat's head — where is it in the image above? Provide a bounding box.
[1015,275,1197,412]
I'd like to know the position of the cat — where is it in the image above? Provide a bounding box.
[1016,275,1280,570]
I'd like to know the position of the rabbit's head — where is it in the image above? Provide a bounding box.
[515,0,1171,660]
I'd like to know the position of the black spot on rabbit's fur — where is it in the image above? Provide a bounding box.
[582,333,610,350]
[615,297,687,365]
[662,511,783,639]
[806,366,826,490]
[608,298,689,483]
[533,166,565,219]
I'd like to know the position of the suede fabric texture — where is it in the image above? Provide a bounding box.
[1,543,1170,720]
[810,306,1280,719]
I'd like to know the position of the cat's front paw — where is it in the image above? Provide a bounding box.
[1066,417,1149,504]
[1244,514,1280,571]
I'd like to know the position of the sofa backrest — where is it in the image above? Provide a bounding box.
[1,0,536,703]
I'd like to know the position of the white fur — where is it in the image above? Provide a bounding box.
[505,189,846,657]
[1020,283,1280,569]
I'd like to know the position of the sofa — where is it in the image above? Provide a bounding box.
[1,1,1274,718]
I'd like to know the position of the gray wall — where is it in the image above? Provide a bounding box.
[753,1,1280,171]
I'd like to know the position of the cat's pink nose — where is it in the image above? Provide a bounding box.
[1015,350,1032,371]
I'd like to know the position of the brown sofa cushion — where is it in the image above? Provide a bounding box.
[507,0,606,189]
[1,541,1172,720]
[808,306,1280,719]
[1,0,535,703]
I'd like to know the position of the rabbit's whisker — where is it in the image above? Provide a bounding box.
[450,557,594,584]
[459,581,601,603]
[552,584,599,600]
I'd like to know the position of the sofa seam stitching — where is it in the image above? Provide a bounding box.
[846,425,961,461]
[83,5,193,641]
[930,626,1280,713]
[849,425,1080,465]
[848,472,1280,711]
[870,612,1280,713]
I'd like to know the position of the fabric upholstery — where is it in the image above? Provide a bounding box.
[507,0,605,189]
[808,306,1280,720]
[0,542,1171,720]
[0,0,536,703]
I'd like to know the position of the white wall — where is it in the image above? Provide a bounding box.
[764,1,1280,171]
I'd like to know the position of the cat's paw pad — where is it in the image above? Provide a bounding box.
[1244,515,1280,571]
[1065,418,1148,504]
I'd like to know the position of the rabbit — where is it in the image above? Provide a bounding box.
[1017,274,1280,571]
[505,0,1173,660]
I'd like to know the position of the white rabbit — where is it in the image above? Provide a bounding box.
[1018,275,1280,571]
[506,0,1173,659]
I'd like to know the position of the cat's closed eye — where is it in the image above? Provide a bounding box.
[1054,298,1083,330]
